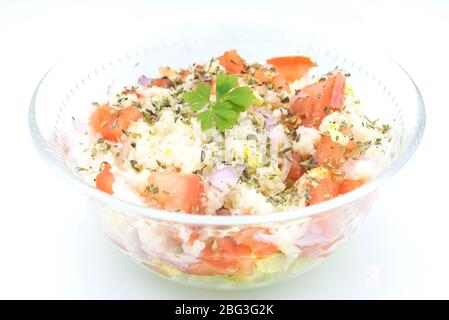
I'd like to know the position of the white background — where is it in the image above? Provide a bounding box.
[0,0,448,299]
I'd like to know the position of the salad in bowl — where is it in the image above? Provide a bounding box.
[29,29,424,289]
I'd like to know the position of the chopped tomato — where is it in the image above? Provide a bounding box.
[288,152,306,180]
[331,73,346,108]
[151,77,170,88]
[344,140,361,160]
[271,74,290,93]
[309,176,339,205]
[121,105,142,122]
[89,105,142,142]
[339,179,364,194]
[146,172,204,214]
[186,237,254,276]
[187,257,255,276]
[217,49,246,74]
[216,237,253,259]
[314,135,346,168]
[336,126,359,160]
[290,73,346,128]
[234,228,278,258]
[266,56,314,66]
[254,68,290,92]
[266,56,315,82]
[95,163,115,194]
[255,68,272,83]
[187,232,200,245]
[179,69,191,79]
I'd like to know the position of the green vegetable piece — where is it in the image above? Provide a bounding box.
[184,71,255,132]
[224,87,255,107]
[216,74,238,99]
[183,83,211,111]
[197,109,214,131]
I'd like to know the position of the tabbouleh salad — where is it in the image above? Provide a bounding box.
[75,50,390,216]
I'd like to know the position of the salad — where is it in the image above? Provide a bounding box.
[72,50,391,284]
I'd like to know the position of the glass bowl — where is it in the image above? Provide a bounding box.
[28,22,425,289]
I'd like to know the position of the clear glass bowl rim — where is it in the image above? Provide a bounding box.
[28,39,426,226]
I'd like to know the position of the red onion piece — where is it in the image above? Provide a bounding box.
[265,116,276,129]
[216,208,231,215]
[138,75,151,86]
[118,140,132,165]
[254,107,276,130]
[296,224,328,246]
[207,166,245,194]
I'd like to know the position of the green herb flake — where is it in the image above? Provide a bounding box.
[130,160,143,172]
[300,158,316,169]
[145,184,159,194]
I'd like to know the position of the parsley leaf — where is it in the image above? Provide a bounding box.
[224,87,255,107]
[197,109,214,131]
[216,74,238,98]
[184,73,255,132]
[212,102,239,128]
[183,83,211,111]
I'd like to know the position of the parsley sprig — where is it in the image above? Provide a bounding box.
[184,74,255,132]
